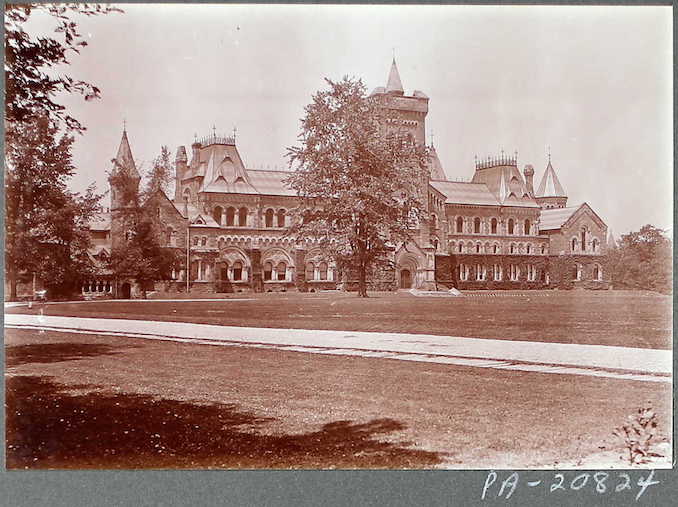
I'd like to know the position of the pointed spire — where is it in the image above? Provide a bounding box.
[113,128,140,179]
[536,155,566,197]
[386,57,404,95]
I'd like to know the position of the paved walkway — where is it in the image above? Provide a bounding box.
[4,313,671,383]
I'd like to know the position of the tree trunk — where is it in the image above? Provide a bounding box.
[8,267,18,301]
[358,262,367,297]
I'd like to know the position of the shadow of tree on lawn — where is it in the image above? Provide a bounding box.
[6,342,132,368]
[6,375,442,469]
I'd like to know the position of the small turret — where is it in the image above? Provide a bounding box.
[109,127,140,212]
[386,58,404,95]
[535,153,568,209]
[174,146,188,201]
[523,164,535,195]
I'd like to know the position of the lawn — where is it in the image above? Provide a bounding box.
[7,290,672,349]
[4,327,672,469]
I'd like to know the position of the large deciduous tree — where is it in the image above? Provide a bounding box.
[5,115,100,299]
[4,4,120,299]
[286,77,430,297]
[609,225,672,294]
[108,147,181,298]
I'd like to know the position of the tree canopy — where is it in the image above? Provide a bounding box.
[609,225,672,293]
[4,115,100,298]
[286,77,430,297]
[4,3,121,134]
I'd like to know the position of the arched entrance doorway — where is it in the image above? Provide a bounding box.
[120,282,131,299]
[400,269,412,289]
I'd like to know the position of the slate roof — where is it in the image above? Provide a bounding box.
[536,161,566,197]
[427,146,446,180]
[246,169,298,196]
[112,129,140,179]
[386,58,404,94]
[538,205,581,231]
[429,180,500,206]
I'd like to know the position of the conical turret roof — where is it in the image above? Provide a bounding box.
[536,160,566,197]
[386,58,404,95]
[428,145,446,180]
[113,129,140,179]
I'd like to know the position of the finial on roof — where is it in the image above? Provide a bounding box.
[232,125,237,141]
[212,124,217,136]
[547,145,551,164]
[123,118,127,132]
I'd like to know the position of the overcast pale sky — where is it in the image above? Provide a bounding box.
[25,4,672,236]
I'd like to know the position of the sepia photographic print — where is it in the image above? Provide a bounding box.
[3,3,673,474]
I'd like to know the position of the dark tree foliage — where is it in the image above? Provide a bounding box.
[5,116,101,299]
[609,225,672,293]
[4,3,121,135]
[286,77,430,297]
[108,148,181,298]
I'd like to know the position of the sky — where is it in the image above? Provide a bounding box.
[22,4,672,237]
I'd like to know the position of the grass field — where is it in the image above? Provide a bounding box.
[7,290,672,349]
[5,328,671,469]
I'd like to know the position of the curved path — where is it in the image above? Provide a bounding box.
[5,313,671,383]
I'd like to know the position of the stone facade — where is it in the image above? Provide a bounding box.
[89,59,610,297]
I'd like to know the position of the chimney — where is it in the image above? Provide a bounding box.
[523,164,535,195]
[190,141,201,166]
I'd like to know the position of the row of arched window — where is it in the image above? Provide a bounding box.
[457,263,545,282]
[210,206,287,228]
[305,261,330,281]
[451,216,535,236]
[451,241,547,255]
[574,263,604,281]
[571,234,600,253]
[263,261,288,281]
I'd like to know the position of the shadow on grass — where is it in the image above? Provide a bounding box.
[6,375,442,469]
[6,343,130,368]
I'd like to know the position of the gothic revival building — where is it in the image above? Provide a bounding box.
[85,59,609,298]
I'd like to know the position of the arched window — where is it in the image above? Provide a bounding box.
[319,262,328,280]
[526,244,531,254]
[508,218,515,235]
[593,263,602,281]
[431,213,438,229]
[571,238,578,252]
[458,243,463,253]
[218,238,225,249]
[475,243,481,253]
[166,227,173,246]
[432,239,439,251]
[473,217,481,234]
[276,261,287,281]
[491,218,498,234]
[524,219,530,235]
[238,207,248,226]
[581,229,587,251]
[232,261,243,281]
[263,262,273,281]
[226,207,235,226]
[456,216,463,233]
[183,188,191,202]
[213,206,223,225]
[265,209,274,228]
[192,236,199,246]
[493,244,498,254]
[510,243,515,254]
[592,239,599,253]
[540,244,546,255]
[200,236,207,246]
[277,209,286,228]
[574,263,582,281]
[305,262,314,281]
[493,264,502,281]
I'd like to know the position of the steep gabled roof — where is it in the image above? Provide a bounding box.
[536,160,566,197]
